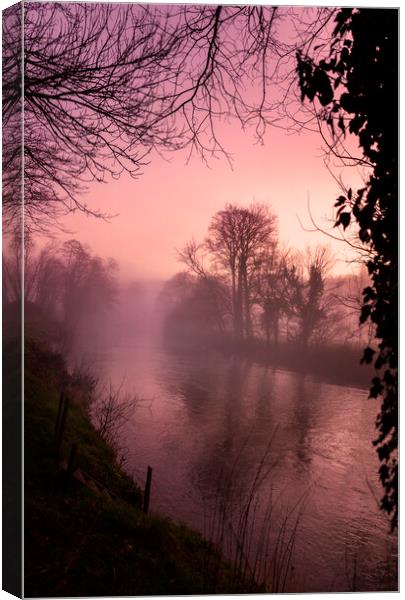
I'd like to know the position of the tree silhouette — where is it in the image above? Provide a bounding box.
[297,8,398,528]
[206,204,278,339]
[278,246,333,347]
[4,3,190,230]
[3,3,333,231]
[253,244,290,347]
[298,247,332,347]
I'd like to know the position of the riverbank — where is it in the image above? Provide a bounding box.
[163,330,373,389]
[19,338,261,596]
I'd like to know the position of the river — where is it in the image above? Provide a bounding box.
[88,326,397,593]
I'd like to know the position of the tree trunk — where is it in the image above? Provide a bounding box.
[242,263,252,338]
[273,311,279,347]
[235,266,244,338]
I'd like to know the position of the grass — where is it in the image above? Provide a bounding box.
[200,432,306,593]
[19,337,259,597]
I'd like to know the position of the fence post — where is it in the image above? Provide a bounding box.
[143,466,152,514]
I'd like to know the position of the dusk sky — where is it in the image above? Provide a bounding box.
[61,118,365,282]
[23,1,370,283]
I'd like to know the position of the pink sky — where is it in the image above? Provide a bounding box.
[59,118,365,282]
[25,2,368,283]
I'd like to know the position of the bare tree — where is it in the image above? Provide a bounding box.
[283,246,334,347]
[178,204,278,339]
[16,3,188,229]
[88,379,137,467]
[178,240,229,333]
[332,267,375,347]
[207,203,278,338]
[60,239,118,347]
[3,234,61,309]
[3,3,335,232]
[3,237,119,348]
[206,208,245,337]
[2,236,23,305]
[157,271,195,312]
[253,244,291,346]
[2,4,23,237]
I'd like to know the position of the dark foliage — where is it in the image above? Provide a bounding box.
[297,8,398,528]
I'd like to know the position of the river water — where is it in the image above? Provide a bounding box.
[89,328,397,593]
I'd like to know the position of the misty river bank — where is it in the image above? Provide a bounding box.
[22,338,256,597]
[81,324,397,593]
[161,329,373,390]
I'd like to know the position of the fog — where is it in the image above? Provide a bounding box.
[10,228,390,593]
[3,140,394,597]
[3,211,371,372]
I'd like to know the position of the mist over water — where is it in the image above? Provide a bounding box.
[72,282,397,593]
[5,228,394,591]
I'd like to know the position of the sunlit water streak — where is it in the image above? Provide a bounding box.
[87,330,397,592]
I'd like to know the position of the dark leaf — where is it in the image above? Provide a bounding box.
[315,69,334,106]
[361,346,375,364]
[334,195,346,207]
[360,304,371,323]
[335,212,351,229]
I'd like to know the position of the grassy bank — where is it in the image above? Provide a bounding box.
[18,338,260,597]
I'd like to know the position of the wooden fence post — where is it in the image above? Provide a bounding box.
[143,466,152,514]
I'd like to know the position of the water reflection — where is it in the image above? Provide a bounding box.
[94,334,397,592]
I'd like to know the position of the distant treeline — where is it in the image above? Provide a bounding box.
[159,203,372,353]
[3,237,118,351]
